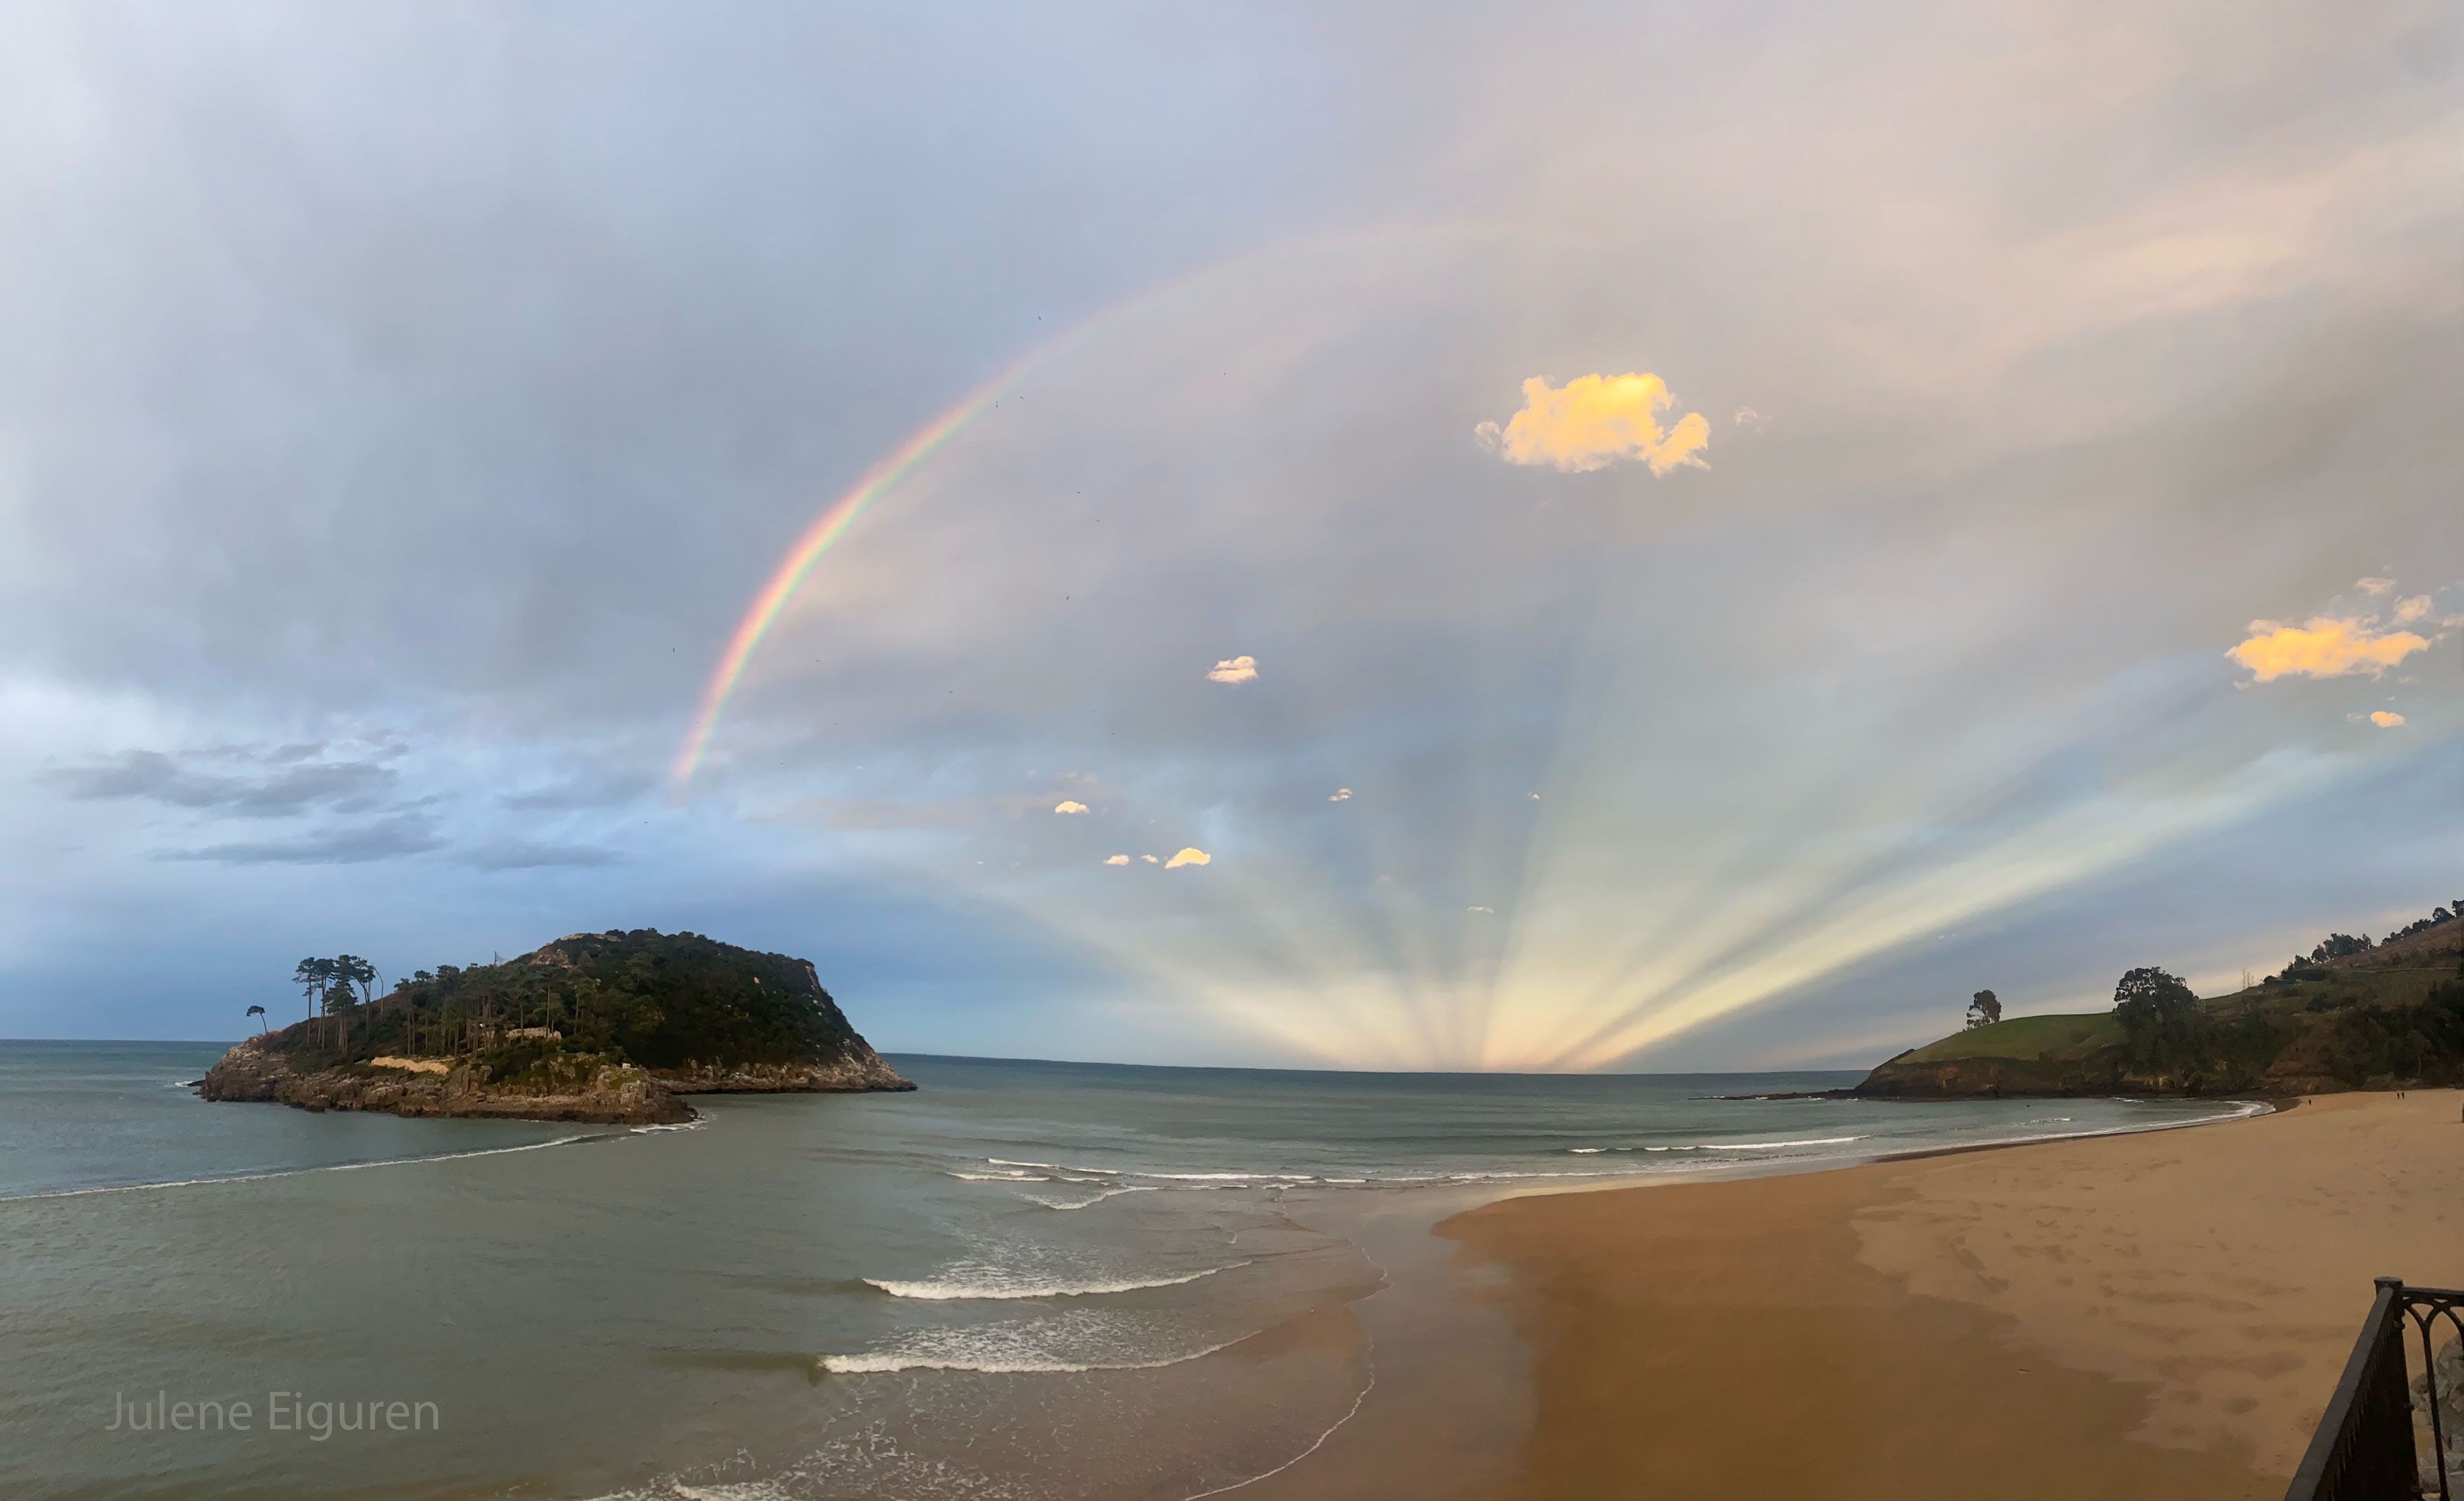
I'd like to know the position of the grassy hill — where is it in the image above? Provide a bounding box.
[1859,906,2464,1098]
[243,928,908,1089]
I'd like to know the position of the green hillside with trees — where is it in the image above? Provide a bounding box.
[1857,902,2464,1098]
[246,928,892,1084]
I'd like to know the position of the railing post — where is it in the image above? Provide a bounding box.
[2286,1277,2413,1501]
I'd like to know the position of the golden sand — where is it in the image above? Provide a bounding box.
[1259,1090,2462,1499]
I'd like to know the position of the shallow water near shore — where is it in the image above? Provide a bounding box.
[0,1041,2254,1499]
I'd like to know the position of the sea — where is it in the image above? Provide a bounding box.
[0,1041,2260,1500]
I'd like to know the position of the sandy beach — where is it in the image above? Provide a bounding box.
[1257,1089,2463,1499]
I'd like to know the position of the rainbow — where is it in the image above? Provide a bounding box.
[671,222,1518,786]
[668,352,1043,784]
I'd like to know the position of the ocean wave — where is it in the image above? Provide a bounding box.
[632,1119,708,1135]
[820,1308,1242,1376]
[0,1133,605,1204]
[1720,1135,1864,1150]
[947,1170,1049,1182]
[863,1261,1247,1301]
[987,1157,1119,1175]
[1030,1185,1159,1211]
[819,1335,1240,1376]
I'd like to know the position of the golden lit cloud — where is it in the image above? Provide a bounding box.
[2356,576,2395,595]
[1206,655,1258,684]
[2369,711,2404,728]
[1103,853,1130,865]
[1053,799,1089,815]
[1164,847,1211,869]
[1140,854,1159,864]
[2227,616,2429,681]
[1474,373,1711,476]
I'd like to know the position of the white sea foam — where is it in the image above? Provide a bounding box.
[1031,1185,1159,1210]
[864,1261,1246,1301]
[0,1133,603,1204]
[947,1170,1049,1182]
[1140,1170,1308,1182]
[1608,1134,1866,1154]
[631,1119,708,1134]
[1567,1147,1605,1154]
[820,1334,1241,1375]
[1721,1135,1864,1150]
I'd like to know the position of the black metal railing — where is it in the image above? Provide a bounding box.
[2287,1278,2464,1501]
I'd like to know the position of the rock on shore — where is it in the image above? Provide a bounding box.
[655,1054,915,1094]
[201,1038,693,1125]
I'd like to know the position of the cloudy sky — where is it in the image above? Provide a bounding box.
[3,2,2456,1070]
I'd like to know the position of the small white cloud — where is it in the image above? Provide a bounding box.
[1466,905,1495,914]
[1206,655,1258,685]
[1529,792,1540,800]
[1140,854,1159,864]
[2394,595,2433,623]
[1329,787,1352,802]
[1103,853,1131,865]
[1053,800,1089,815]
[1164,847,1211,869]
[2356,576,2397,595]
[1733,406,1769,429]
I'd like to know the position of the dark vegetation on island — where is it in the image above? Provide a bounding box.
[201,929,911,1124]
[1857,901,2464,1099]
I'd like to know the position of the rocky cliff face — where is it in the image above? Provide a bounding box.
[656,1054,914,1093]
[201,1038,692,1125]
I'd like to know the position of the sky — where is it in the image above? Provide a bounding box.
[2,2,2457,1070]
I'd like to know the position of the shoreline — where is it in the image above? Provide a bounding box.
[1230,1093,2282,1500]
[1409,1088,2462,1499]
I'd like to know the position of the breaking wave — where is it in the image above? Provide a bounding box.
[863,1261,1247,1301]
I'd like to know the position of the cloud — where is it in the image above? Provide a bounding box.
[1733,406,1769,429]
[1466,905,1495,914]
[1329,787,1352,802]
[47,748,400,817]
[2369,711,2405,728]
[1140,854,1159,864]
[1206,655,1258,684]
[1103,854,1130,865]
[1474,373,1711,476]
[161,813,444,865]
[460,839,623,870]
[2394,595,2433,624]
[1053,799,1090,815]
[2356,577,2396,595]
[2228,616,2430,682]
[1164,847,1210,868]
[497,772,658,811]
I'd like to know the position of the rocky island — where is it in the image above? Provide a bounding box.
[201,928,911,1125]
[1855,901,2463,1099]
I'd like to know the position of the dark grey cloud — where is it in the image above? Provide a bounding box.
[160,813,444,866]
[495,773,658,812]
[46,750,402,818]
[460,840,624,871]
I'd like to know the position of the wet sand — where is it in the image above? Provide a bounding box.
[1263,1089,2463,1499]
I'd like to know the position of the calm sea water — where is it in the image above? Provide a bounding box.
[0,1041,2255,1499]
